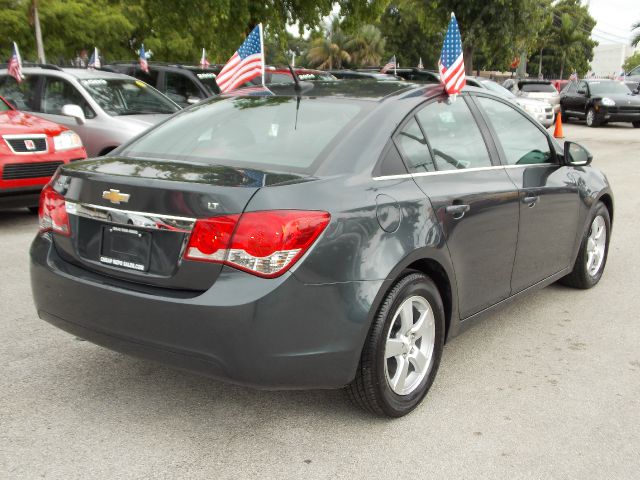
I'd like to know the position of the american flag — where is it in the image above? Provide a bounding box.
[199,48,210,68]
[438,13,466,96]
[569,70,578,82]
[381,55,396,74]
[88,47,101,69]
[139,44,149,73]
[8,42,24,83]
[217,24,264,93]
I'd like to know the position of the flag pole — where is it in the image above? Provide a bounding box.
[258,23,265,88]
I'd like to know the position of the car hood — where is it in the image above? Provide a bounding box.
[0,110,65,136]
[514,97,550,108]
[111,114,171,131]
[595,93,640,105]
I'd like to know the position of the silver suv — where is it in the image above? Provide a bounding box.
[504,79,561,115]
[0,66,180,157]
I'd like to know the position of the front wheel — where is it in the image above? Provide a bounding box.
[586,107,601,127]
[559,201,611,289]
[346,272,445,417]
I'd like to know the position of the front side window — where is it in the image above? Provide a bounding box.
[476,96,553,166]
[164,72,203,106]
[0,75,39,111]
[80,78,179,116]
[42,77,94,118]
[416,98,492,170]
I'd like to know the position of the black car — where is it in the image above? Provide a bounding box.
[560,79,640,127]
[103,62,221,107]
[30,81,613,417]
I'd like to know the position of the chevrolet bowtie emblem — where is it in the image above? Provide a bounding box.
[102,189,130,204]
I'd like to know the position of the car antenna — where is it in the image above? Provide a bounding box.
[288,63,302,130]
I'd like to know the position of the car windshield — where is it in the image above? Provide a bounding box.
[520,83,557,93]
[588,81,632,95]
[80,78,179,115]
[480,81,516,98]
[119,96,367,173]
[195,72,219,94]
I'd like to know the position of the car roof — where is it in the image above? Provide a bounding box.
[238,80,447,102]
[4,66,133,81]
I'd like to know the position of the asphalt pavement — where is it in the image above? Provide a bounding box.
[1,122,639,479]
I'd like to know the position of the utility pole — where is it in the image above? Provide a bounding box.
[33,0,46,63]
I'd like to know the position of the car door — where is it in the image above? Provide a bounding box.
[473,94,580,293]
[561,81,578,112]
[396,95,520,319]
[36,76,99,151]
[573,81,590,115]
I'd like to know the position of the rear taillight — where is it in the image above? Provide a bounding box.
[185,210,330,278]
[38,184,70,236]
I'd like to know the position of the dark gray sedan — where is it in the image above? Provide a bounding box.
[30,81,613,417]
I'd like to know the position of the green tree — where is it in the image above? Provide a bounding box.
[306,18,351,69]
[346,24,386,67]
[623,51,640,72]
[632,20,640,47]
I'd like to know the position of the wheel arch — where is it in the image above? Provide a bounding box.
[597,193,614,227]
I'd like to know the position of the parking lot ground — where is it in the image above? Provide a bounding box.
[1,122,639,479]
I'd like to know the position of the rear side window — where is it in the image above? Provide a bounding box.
[395,117,434,172]
[0,75,39,111]
[476,96,552,165]
[120,96,366,173]
[132,68,159,86]
[415,98,492,170]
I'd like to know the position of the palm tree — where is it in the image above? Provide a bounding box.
[632,20,640,47]
[307,18,351,70]
[555,13,586,79]
[347,25,386,67]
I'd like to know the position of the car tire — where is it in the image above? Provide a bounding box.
[632,121,640,128]
[586,107,601,127]
[27,206,39,214]
[346,271,444,417]
[559,201,611,289]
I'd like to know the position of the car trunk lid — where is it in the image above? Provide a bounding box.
[51,156,307,291]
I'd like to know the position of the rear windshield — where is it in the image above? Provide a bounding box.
[80,78,179,115]
[119,96,366,173]
[519,83,557,93]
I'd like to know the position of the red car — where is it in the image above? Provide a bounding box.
[0,96,86,211]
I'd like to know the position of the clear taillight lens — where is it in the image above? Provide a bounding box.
[185,210,330,278]
[38,184,70,236]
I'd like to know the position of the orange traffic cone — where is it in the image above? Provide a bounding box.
[553,112,564,139]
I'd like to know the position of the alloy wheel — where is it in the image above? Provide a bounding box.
[586,215,607,277]
[384,295,436,396]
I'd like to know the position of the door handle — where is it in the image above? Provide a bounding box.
[523,195,538,207]
[445,204,470,218]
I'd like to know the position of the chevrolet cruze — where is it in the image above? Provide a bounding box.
[30,81,613,417]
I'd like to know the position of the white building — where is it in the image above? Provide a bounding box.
[590,43,640,76]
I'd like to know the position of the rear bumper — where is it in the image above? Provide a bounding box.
[30,234,384,389]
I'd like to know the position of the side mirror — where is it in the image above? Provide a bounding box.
[61,104,86,125]
[564,141,592,166]
[186,96,201,105]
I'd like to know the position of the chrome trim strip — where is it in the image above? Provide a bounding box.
[2,133,48,155]
[373,163,556,181]
[65,201,196,232]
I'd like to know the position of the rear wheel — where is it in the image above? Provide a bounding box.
[559,201,610,289]
[586,108,601,127]
[346,272,444,417]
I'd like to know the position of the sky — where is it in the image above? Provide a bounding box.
[587,0,640,45]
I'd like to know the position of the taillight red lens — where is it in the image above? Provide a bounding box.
[184,210,330,278]
[38,184,70,236]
